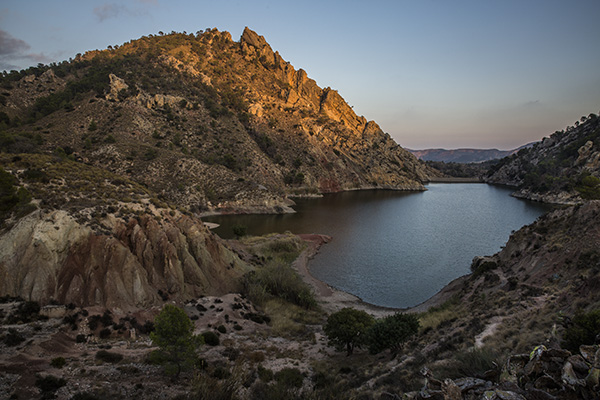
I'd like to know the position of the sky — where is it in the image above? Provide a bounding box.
[1,0,599,150]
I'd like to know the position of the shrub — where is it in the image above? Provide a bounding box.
[99,328,111,339]
[232,224,247,237]
[217,325,227,334]
[35,375,66,399]
[324,308,375,355]
[71,392,100,400]
[453,348,499,378]
[244,263,317,309]
[201,331,220,346]
[274,367,304,388]
[99,311,114,327]
[76,334,87,343]
[95,350,123,363]
[212,366,231,380]
[576,174,600,199]
[6,300,41,323]
[367,313,420,356]
[50,357,66,369]
[4,328,25,346]
[257,365,274,382]
[562,309,600,353]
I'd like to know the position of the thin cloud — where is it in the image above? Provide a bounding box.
[0,30,51,71]
[0,29,30,56]
[94,0,157,22]
[94,3,126,22]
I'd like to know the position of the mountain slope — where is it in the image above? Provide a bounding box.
[409,147,515,163]
[0,27,434,216]
[485,114,600,203]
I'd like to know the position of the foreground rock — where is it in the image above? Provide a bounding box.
[0,209,249,309]
[413,344,600,400]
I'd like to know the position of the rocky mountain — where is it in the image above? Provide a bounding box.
[485,114,600,204]
[0,27,434,216]
[0,27,437,308]
[409,147,516,163]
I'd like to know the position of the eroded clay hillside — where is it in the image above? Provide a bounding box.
[0,27,434,215]
[0,153,249,309]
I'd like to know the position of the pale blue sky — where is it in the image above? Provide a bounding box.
[1,0,599,149]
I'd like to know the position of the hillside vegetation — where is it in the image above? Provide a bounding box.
[486,114,600,203]
[0,27,433,216]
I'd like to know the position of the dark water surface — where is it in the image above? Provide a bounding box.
[204,184,551,308]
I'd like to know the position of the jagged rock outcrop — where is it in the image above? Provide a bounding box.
[485,114,600,204]
[0,209,249,310]
[0,27,436,216]
[414,345,600,399]
[105,73,129,101]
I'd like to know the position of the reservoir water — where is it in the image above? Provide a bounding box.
[204,184,551,308]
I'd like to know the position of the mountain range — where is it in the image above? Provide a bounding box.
[408,144,535,163]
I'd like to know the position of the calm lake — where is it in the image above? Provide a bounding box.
[204,184,552,308]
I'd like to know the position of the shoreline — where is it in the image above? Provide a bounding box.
[294,234,408,318]
[294,233,460,317]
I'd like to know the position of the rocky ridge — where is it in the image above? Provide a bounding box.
[0,27,435,216]
[485,114,600,204]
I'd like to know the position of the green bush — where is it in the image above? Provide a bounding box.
[0,167,35,225]
[576,174,600,199]
[452,348,499,378]
[367,313,420,356]
[201,331,220,346]
[324,308,375,355]
[6,300,41,324]
[36,375,66,399]
[232,224,247,237]
[99,328,111,339]
[4,328,25,346]
[257,365,274,382]
[50,357,66,369]
[274,367,304,388]
[95,350,123,363]
[562,309,600,353]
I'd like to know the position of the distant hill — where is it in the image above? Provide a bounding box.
[408,147,523,163]
[406,149,518,164]
[407,149,514,164]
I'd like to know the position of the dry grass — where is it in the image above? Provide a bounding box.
[263,299,322,340]
[419,295,463,331]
